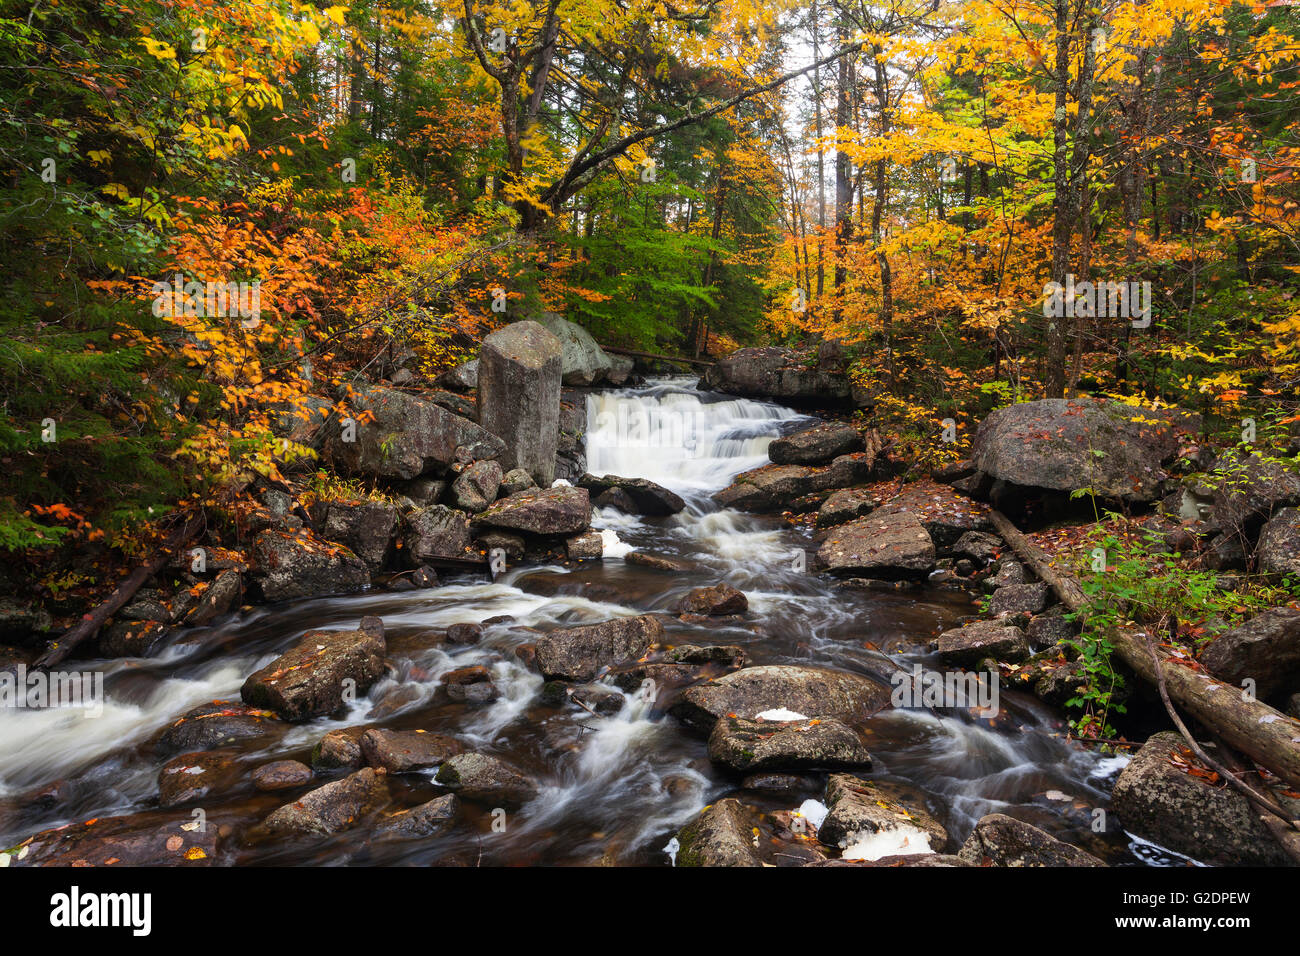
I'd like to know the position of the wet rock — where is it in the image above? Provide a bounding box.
[252,530,369,603]
[816,512,936,577]
[499,467,536,496]
[375,794,460,837]
[241,621,387,721]
[570,685,625,714]
[155,701,282,757]
[958,813,1104,866]
[535,614,664,682]
[321,499,400,569]
[403,505,473,563]
[452,460,504,513]
[446,622,483,646]
[577,474,685,515]
[625,551,698,573]
[360,728,465,773]
[13,810,218,866]
[592,487,638,512]
[674,583,748,616]
[708,716,872,772]
[186,569,242,626]
[970,398,1192,505]
[769,422,864,465]
[251,760,313,792]
[1199,606,1300,700]
[311,726,367,771]
[446,680,500,704]
[259,767,390,836]
[989,582,1049,617]
[100,619,168,657]
[442,665,492,686]
[324,385,505,480]
[671,664,892,734]
[818,775,949,856]
[474,485,591,536]
[701,346,852,404]
[816,488,878,528]
[664,644,748,667]
[1258,508,1300,577]
[157,750,239,808]
[741,772,822,794]
[1111,732,1288,865]
[434,753,538,808]
[566,530,603,561]
[674,797,764,867]
[935,621,1029,666]
[536,312,613,385]
[477,320,563,485]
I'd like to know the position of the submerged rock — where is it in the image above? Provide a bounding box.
[13,810,218,866]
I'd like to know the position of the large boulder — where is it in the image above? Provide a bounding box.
[707,716,872,772]
[969,398,1192,504]
[320,500,400,570]
[251,530,370,603]
[403,505,472,563]
[477,321,563,485]
[323,385,504,480]
[434,753,538,809]
[577,474,685,515]
[713,454,875,512]
[1257,508,1300,577]
[1111,732,1289,865]
[818,775,948,858]
[702,346,852,403]
[1200,607,1300,700]
[473,485,591,536]
[769,422,864,465]
[816,511,936,576]
[259,767,390,836]
[241,620,387,720]
[536,312,613,385]
[534,614,664,682]
[671,664,892,734]
[957,813,1104,866]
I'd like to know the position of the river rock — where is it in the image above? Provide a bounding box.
[403,505,472,562]
[360,728,465,773]
[155,701,283,757]
[320,499,400,569]
[1258,508,1300,577]
[957,813,1104,866]
[702,346,852,403]
[817,488,878,527]
[434,753,538,808]
[816,512,936,576]
[671,664,892,734]
[259,767,390,836]
[474,485,591,536]
[311,726,367,771]
[936,621,1029,666]
[185,569,242,626]
[769,422,864,465]
[157,749,240,808]
[818,775,949,856]
[708,716,872,772]
[535,614,664,682]
[673,797,764,866]
[969,398,1191,505]
[241,621,387,721]
[674,583,748,616]
[12,810,218,866]
[1111,731,1289,865]
[1199,607,1300,700]
[477,321,562,485]
[251,760,313,792]
[577,473,685,515]
[536,312,613,385]
[452,459,504,513]
[324,385,504,480]
[375,794,460,837]
[251,530,370,603]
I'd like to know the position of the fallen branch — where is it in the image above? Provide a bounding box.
[33,512,204,670]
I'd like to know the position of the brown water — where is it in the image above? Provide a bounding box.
[0,379,1171,866]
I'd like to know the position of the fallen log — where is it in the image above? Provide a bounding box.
[34,512,204,670]
[988,509,1300,791]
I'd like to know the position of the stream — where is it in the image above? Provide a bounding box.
[0,378,1167,866]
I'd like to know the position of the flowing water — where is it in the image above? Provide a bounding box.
[0,378,1161,865]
